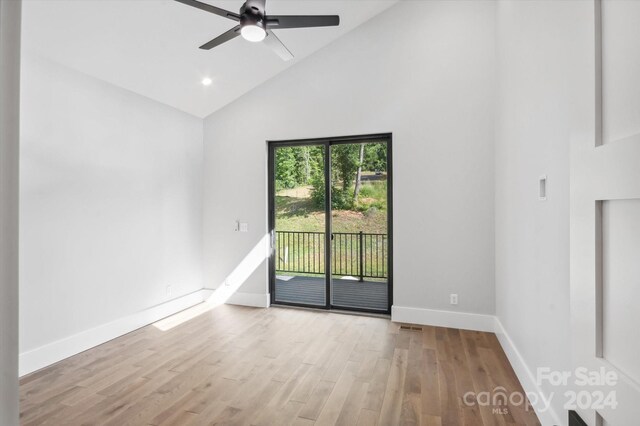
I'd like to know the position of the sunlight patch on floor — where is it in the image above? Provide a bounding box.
[153,302,214,331]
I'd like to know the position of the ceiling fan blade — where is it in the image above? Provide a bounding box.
[199,26,241,50]
[266,15,340,29]
[245,0,266,14]
[174,0,240,21]
[264,30,294,61]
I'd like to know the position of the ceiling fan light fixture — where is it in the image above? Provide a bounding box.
[176,0,340,60]
[241,23,266,42]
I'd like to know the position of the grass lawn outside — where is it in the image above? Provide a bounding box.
[275,180,388,234]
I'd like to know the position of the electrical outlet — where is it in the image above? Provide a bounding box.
[166,285,173,297]
[450,293,458,305]
[239,222,249,233]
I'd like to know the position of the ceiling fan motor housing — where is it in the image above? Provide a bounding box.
[240,3,266,32]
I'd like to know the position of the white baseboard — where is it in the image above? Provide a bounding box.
[19,289,209,377]
[225,291,270,308]
[391,305,495,332]
[494,318,563,426]
[200,287,270,308]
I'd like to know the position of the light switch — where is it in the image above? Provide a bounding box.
[239,222,249,233]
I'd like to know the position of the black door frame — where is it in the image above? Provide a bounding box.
[267,133,393,315]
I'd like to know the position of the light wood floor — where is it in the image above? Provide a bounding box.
[20,304,540,425]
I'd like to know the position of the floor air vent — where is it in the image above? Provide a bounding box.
[400,325,423,331]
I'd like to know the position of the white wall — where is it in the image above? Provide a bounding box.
[494,1,592,424]
[601,0,640,145]
[0,0,22,423]
[202,1,496,316]
[19,54,204,359]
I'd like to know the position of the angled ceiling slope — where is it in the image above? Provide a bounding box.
[22,0,397,118]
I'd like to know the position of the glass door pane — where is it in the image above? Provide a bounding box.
[330,141,389,311]
[273,144,327,307]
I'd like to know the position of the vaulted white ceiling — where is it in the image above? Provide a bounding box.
[22,0,397,118]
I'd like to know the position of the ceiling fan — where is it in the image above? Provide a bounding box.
[175,0,340,61]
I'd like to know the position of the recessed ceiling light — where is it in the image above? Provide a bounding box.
[202,77,213,86]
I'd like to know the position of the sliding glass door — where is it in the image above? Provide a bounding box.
[268,134,392,313]
[270,143,328,307]
[329,140,390,312]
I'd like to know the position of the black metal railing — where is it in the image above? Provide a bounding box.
[275,230,387,280]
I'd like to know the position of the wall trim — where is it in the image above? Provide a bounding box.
[391,305,495,332]
[19,289,209,377]
[225,291,271,308]
[494,318,563,426]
